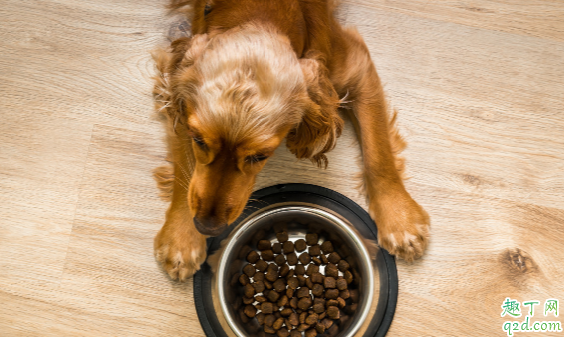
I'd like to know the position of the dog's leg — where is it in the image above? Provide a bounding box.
[153,142,207,281]
[333,29,430,262]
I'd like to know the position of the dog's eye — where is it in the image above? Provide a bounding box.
[193,137,206,148]
[246,154,267,164]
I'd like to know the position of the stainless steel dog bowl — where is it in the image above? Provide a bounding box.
[194,184,398,337]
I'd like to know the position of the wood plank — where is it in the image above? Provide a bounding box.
[343,3,564,210]
[344,0,564,42]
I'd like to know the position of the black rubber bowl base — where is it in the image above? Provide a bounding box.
[194,183,397,337]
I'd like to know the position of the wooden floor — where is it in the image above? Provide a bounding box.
[1,0,563,336]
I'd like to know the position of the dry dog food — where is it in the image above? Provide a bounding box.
[237,231,359,336]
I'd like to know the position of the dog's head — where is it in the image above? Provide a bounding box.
[156,26,343,236]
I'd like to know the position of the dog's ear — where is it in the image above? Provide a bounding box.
[286,54,344,168]
[152,34,209,130]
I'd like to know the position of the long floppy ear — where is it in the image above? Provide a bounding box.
[286,52,344,168]
[152,34,208,131]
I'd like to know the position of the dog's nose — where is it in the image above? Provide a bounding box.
[193,216,228,236]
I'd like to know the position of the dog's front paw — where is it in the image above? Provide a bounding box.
[154,222,207,281]
[370,189,430,262]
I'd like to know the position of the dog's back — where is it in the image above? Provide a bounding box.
[170,0,340,57]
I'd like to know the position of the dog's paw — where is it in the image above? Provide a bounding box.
[154,222,207,281]
[370,189,430,263]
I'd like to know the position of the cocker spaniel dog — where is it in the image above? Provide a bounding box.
[153,0,430,281]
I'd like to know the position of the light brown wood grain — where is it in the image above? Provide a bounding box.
[1,0,563,336]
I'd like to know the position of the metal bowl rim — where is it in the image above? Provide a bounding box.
[216,204,375,337]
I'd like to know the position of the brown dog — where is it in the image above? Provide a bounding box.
[152,0,430,281]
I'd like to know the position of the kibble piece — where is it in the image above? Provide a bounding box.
[294,239,307,252]
[289,297,298,309]
[326,299,339,308]
[308,245,321,256]
[264,325,276,334]
[320,318,334,329]
[239,274,250,286]
[325,263,339,278]
[287,277,298,289]
[262,250,275,261]
[246,250,259,264]
[321,254,328,264]
[244,283,255,298]
[296,287,310,298]
[337,297,346,308]
[297,275,306,287]
[340,289,350,299]
[318,312,326,320]
[253,280,265,293]
[289,312,299,326]
[326,323,339,337]
[273,278,286,292]
[262,302,274,314]
[265,280,273,290]
[265,314,276,327]
[239,245,253,260]
[339,314,350,327]
[286,269,295,279]
[311,272,324,284]
[327,252,341,264]
[256,295,267,303]
[312,284,324,297]
[315,323,326,334]
[239,310,250,323]
[282,240,294,254]
[299,311,307,324]
[335,278,347,291]
[256,259,268,272]
[305,313,318,325]
[243,264,256,277]
[254,271,265,282]
[267,290,280,302]
[258,240,272,251]
[298,324,310,332]
[346,303,358,314]
[313,303,325,314]
[256,312,266,325]
[298,253,311,265]
[243,296,254,304]
[273,317,285,330]
[286,288,294,298]
[272,242,282,254]
[305,329,317,337]
[290,330,301,337]
[326,306,340,319]
[305,233,318,245]
[298,297,313,310]
[305,277,314,290]
[324,277,336,289]
[275,254,286,266]
[295,264,305,275]
[338,259,350,272]
[279,264,290,277]
[320,241,334,254]
[311,256,322,265]
[306,264,319,276]
[281,307,293,317]
[278,295,289,307]
[277,328,290,337]
[244,304,257,318]
[313,297,326,306]
[286,252,298,266]
[266,268,279,282]
[325,289,339,299]
[276,231,289,243]
[349,289,359,302]
[344,270,353,284]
